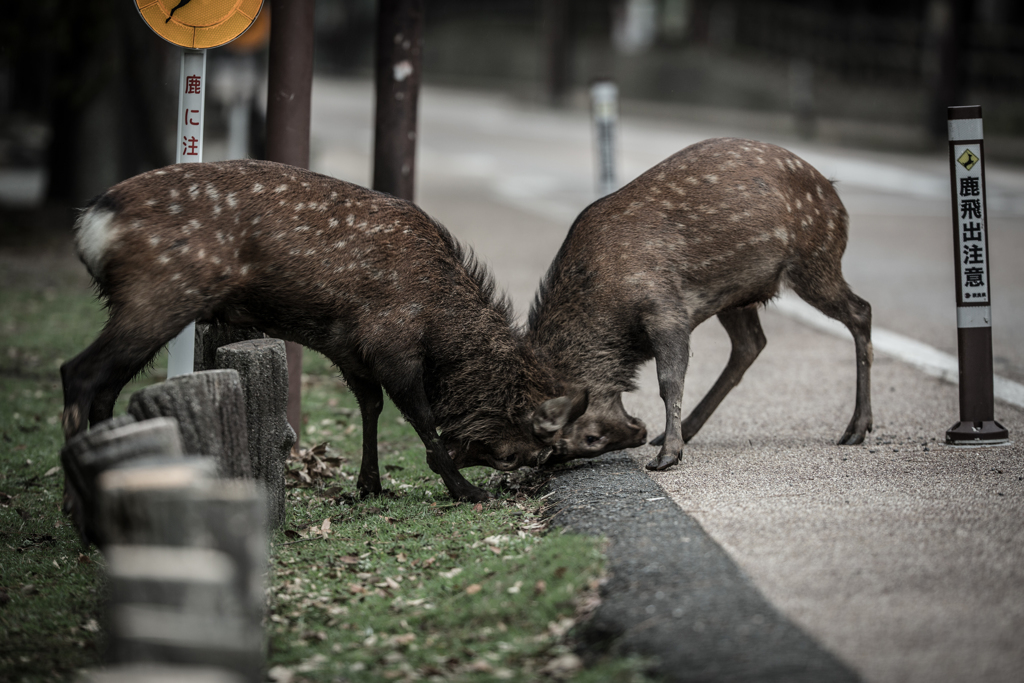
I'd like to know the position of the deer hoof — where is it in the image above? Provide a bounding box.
[838,417,872,445]
[838,431,865,446]
[645,452,679,471]
[459,486,491,503]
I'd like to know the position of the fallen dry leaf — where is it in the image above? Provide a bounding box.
[465,583,482,595]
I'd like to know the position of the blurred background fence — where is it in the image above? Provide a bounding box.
[2,0,1023,212]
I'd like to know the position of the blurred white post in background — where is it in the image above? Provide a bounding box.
[590,79,619,197]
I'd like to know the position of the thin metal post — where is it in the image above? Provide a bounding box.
[166,48,207,379]
[945,105,1008,445]
[372,0,423,201]
[591,80,618,197]
[266,0,316,438]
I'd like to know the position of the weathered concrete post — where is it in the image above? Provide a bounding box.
[60,416,183,545]
[97,463,266,682]
[194,323,266,373]
[127,370,253,478]
[215,338,295,529]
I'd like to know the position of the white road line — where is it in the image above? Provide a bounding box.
[774,293,1024,410]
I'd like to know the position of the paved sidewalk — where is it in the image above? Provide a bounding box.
[550,310,1024,682]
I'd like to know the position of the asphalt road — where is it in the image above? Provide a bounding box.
[295,78,1024,682]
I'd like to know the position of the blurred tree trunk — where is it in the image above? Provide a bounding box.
[924,0,976,141]
[44,4,115,205]
[372,0,423,201]
[543,0,572,106]
[44,4,173,206]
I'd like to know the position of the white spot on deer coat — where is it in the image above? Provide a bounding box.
[226,193,237,208]
[169,204,182,214]
[252,183,264,193]
[393,59,414,81]
[274,184,288,193]
[328,218,339,228]
[188,184,200,199]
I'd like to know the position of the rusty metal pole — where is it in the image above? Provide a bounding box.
[265,0,315,438]
[945,105,1008,445]
[372,0,423,201]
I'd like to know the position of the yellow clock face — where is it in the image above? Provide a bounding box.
[136,0,265,49]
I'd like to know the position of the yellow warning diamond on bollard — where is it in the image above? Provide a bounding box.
[136,0,264,50]
[957,148,980,171]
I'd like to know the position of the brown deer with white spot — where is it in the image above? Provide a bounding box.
[527,138,872,470]
[61,159,646,504]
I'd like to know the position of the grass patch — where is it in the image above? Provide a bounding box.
[0,251,654,682]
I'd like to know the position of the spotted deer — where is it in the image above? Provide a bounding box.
[61,159,646,505]
[527,137,872,470]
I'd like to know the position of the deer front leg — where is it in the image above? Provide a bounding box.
[343,372,385,496]
[649,307,767,446]
[646,324,691,471]
[392,373,491,503]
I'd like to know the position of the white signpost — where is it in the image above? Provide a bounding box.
[135,0,265,378]
[165,48,207,378]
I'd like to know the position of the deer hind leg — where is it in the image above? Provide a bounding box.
[790,271,873,445]
[60,313,182,518]
[651,306,767,447]
[339,368,385,497]
[61,316,180,440]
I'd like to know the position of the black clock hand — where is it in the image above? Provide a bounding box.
[166,0,193,23]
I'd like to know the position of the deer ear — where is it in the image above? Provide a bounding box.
[532,389,589,440]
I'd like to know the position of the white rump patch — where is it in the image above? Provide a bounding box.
[75,206,118,277]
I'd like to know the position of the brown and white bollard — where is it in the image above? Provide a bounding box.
[945,105,1009,445]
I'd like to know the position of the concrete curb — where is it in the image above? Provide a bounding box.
[547,452,860,682]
